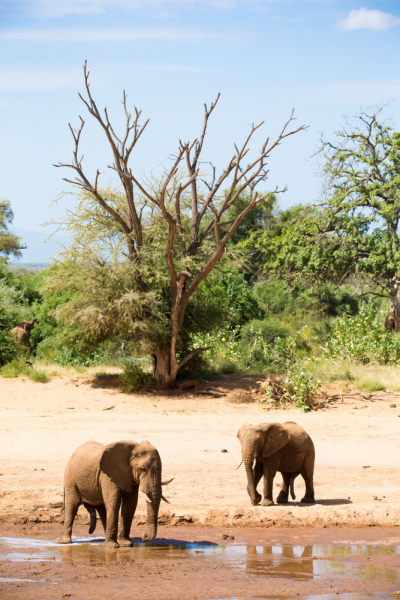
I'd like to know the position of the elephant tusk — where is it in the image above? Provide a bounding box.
[143,492,152,504]
[235,459,243,470]
[161,494,170,504]
[162,478,174,486]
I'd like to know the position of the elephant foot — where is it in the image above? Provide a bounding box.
[118,537,133,547]
[276,492,289,504]
[250,491,262,506]
[260,498,274,507]
[57,535,72,544]
[301,496,315,504]
[104,540,119,549]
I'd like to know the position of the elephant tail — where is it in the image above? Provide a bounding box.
[289,473,300,500]
[83,503,97,535]
[60,488,65,516]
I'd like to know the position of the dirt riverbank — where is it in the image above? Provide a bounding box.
[1,374,400,529]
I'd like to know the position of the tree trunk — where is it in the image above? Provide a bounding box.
[151,350,178,390]
[388,278,400,332]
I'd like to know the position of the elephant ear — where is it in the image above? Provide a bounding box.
[237,422,252,445]
[99,441,137,492]
[262,423,289,458]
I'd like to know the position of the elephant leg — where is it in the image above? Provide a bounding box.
[103,489,122,549]
[251,460,263,505]
[95,504,107,534]
[276,472,291,504]
[300,454,315,504]
[261,465,276,506]
[58,485,80,544]
[118,487,138,547]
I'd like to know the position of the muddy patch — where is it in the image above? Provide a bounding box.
[1,530,400,599]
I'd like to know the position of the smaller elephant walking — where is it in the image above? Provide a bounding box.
[10,318,38,346]
[237,421,315,506]
[59,439,172,549]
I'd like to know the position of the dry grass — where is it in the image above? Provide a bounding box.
[29,362,123,379]
[226,388,256,404]
[302,358,400,392]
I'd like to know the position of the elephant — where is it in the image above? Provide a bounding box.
[385,308,399,333]
[10,318,38,345]
[58,439,172,549]
[237,421,315,506]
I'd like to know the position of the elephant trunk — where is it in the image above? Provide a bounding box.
[244,453,257,505]
[142,483,161,543]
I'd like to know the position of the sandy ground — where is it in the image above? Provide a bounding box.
[1,374,400,529]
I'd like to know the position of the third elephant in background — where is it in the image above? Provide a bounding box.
[237,421,315,507]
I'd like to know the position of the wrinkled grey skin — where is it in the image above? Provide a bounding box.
[59,440,166,549]
[10,318,38,345]
[237,421,315,507]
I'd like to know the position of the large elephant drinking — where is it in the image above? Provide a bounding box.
[237,421,315,507]
[59,440,170,548]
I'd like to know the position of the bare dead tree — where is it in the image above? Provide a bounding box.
[55,61,307,388]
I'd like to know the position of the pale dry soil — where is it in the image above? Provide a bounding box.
[1,375,400,599]
[0,375,400,528]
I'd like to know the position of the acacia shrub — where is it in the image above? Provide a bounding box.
[324,302,400,364]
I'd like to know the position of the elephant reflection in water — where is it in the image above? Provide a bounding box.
[244,544,314,578]
[59,543,121,564]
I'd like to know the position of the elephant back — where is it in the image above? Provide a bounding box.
[283,421,314,454]
[65,441,104,504]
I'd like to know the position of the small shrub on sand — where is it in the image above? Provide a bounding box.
[26,368,48,383]
[120,361,152,393]
[258,373,323,412]
[358,380,385,393]
[0,357,25,378]
[226,389,255,404]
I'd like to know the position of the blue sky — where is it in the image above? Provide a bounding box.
[1,1,400,260]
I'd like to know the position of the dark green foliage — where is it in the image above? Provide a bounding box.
[253,280,298,315]
[177,351,210,380]
[220,271,261,326]
[0,307,20,366]
[317,288,359,316]
[240,317,291,350]
[0,200,24,258]
[257,110,400,305]
[119,361,153,393]
[226,191,277,245]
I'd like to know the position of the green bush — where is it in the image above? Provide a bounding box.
[220,271,261,326]
[260,371,322,412]
[240,318,296,370]
[35,336,63,363]
[0,357,26,377]
[359,380,385,393]
[119,361,152,393]
[324,302,400,364]
[0,307,21,366]
[26,368,48,383]
[54,347,103,367]
[282,371,322,412]
[252,281,298,315]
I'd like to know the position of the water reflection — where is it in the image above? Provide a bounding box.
[1,536,400,587]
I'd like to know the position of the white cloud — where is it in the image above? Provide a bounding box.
[337,7,400,32]
[0,27,220,43]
